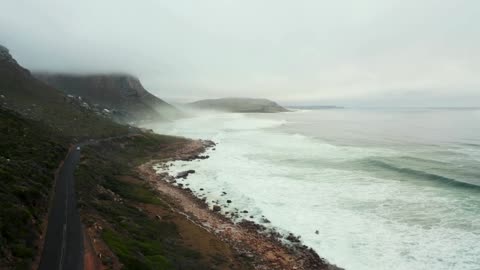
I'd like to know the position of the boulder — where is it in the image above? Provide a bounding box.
[260,217,271,224]
[286,233,301,243]
[176,169,195,179]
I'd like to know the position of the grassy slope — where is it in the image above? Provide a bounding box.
[76,135,206,269]
[76,135,253,270]
[0,108,68,269]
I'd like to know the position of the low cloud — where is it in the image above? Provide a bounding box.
[1,0,479,106]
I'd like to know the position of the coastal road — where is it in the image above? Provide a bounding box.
[38,145,84,270]
[38,134,141,270]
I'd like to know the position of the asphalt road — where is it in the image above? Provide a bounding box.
[38,146,84,270]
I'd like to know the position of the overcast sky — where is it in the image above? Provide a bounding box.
[1,0,479,106]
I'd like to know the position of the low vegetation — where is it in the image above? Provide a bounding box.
[75,134,244,269]
[0,108,68,269]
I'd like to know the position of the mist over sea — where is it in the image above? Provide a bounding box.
[147,108,480,270]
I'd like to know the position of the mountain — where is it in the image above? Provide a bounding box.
[34,73,181,123]
[0,45,127,138]
[188,97,289,113]
[287,105,344,110]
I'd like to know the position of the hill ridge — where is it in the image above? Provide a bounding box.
[188,97,289,113]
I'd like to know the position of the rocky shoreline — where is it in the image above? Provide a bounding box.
[138,139,342,270]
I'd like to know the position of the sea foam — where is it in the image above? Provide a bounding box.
[147,110,480,270]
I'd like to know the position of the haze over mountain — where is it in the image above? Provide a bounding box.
[1,1,479,107]
[34,73,181,123]
[0,45,125,138]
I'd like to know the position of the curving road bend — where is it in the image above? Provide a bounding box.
[38,145,84,270]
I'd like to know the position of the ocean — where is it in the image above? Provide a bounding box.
[146,108,480,270]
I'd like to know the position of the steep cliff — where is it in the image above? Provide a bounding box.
[34,73,181,123]
[0,45,126,138]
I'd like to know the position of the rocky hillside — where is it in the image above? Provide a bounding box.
[34,73,181,123]
[0,45,127,139]
[188,97,289,113]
